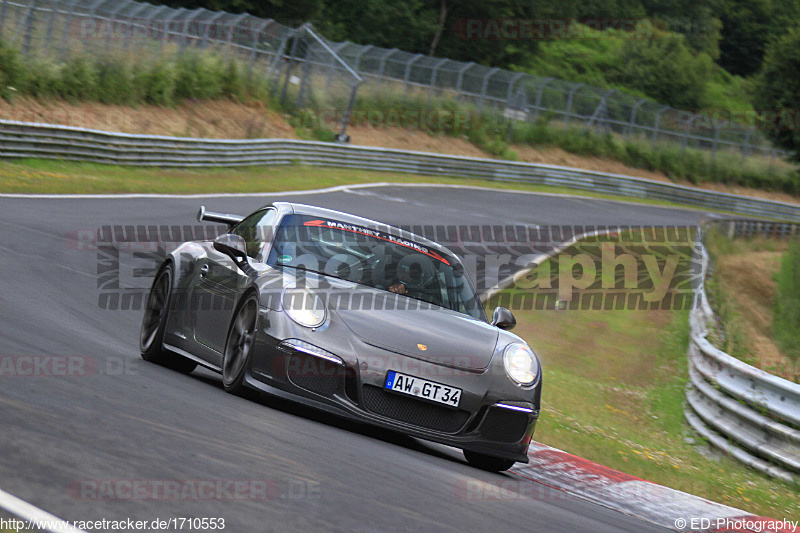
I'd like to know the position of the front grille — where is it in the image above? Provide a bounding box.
[479,406,530,443]
[362,385,470,433]
[287,353,343,397]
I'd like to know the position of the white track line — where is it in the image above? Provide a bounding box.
[0,488,87,533]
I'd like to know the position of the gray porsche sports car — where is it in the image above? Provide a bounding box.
[140,202,542,471]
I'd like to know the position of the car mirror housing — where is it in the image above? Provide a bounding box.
[491,306,516,330]
[213,233,248,261]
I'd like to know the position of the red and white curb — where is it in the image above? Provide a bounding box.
[481,442,795,532]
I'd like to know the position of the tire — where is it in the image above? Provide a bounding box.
[140,264,197,374]
[463,450,516,472]
[222,293,259,396]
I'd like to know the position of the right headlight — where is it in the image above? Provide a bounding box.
[282,288,326,328]
[503,343,539,386]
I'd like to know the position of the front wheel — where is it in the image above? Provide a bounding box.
[222,293,259,396]
[463,450,516,472]
[140,264,197,374]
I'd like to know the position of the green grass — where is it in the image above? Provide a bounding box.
[485,291,798,518]
[0,158,708,208]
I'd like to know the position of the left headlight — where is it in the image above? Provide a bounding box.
[503,343,539,386]
[282,288,326,328]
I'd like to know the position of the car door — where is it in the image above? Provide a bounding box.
[191,208,279,354]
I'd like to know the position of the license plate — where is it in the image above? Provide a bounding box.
[384,370,462,408]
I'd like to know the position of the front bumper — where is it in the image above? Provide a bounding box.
[245,310,541,463]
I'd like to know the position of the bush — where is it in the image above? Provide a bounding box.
[96,60,137,105]
[773,237,800,360]
[611,37,713,109]
[135,61,176,106]
[0,40,25,100]
[174,52,224,100]
[59,57,99,102]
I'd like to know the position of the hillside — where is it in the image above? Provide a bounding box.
[2,96,797,206]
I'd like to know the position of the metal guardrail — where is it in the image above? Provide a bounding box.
[685,240,800,483]
[2,120,800,223]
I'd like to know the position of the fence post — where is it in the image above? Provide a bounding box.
[682,114,695,151]
[478,67,499,114]
[351,44,372,73]
[455,62,474,100]
[106,3,130,54]
[584,88,615,132]
[0,0,8,39]
[403,54,424,96]
[564,83,584,126]
[377,48,398,87]
[651,106,669,147]
[532,77,553,123]
[279,26,303,106]
[741,126,753,163]
[428,57,448,104]
[626,98,647,137]
[505,72,525,103]
[20,0,36,55]
[44,1,58,55]
[323,40,347,92]
[201,11,226,49]
[125,4,155,51]
[249,20,272,78]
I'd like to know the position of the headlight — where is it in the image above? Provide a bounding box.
[282,289,326,328]
[503,343,539,386]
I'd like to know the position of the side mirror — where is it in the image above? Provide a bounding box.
[213,234,248,261]
[491,306,516,330]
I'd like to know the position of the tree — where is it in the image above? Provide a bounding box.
[611,34,712,109]
[753,24,800,160]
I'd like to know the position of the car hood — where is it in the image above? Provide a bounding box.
[329,291,499,371]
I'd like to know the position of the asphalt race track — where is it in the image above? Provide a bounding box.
[0,185,703,532]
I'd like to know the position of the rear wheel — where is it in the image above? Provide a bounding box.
[140,264,197,374]
[463,450,516,472]
[222,293,259,395]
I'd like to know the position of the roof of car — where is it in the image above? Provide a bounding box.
[273,201,458,259]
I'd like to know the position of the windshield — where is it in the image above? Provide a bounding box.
[266,214,485,320]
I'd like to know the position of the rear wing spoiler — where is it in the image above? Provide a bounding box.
[197,205,244,226]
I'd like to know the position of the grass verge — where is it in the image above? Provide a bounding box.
[703,230,798,381]
[484,291,798,518]
[0,158,709,213]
